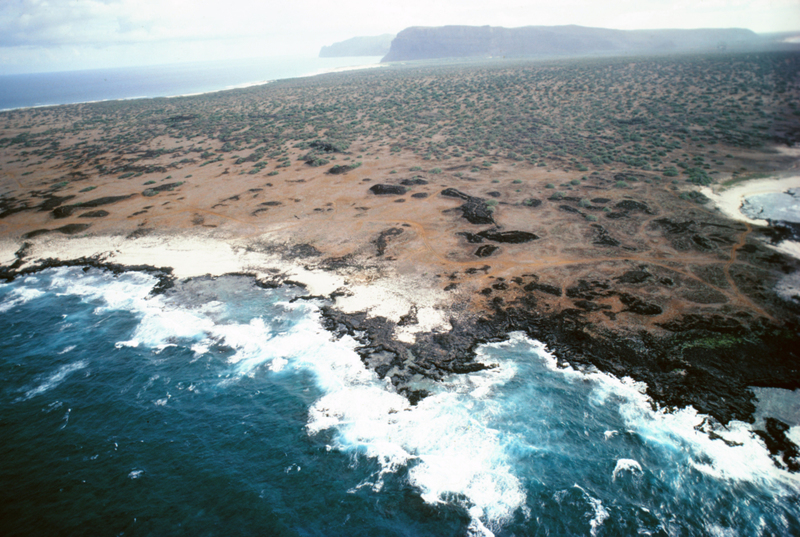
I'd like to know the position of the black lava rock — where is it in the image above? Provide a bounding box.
[477,230,539,243]
[441,188,496,225]
[457,232,484,243]
[475,245,499,257]
[369,184,407,195]
[523,281,562,296]
[592,224,621,247]
[374,228,404,256]
[618,293,662,315]
[755,418,800,472]
[615,200,653,214]
[53,195,135,219]
[79,210,109,218]
[616,270,651,284]
[441,188,471,200]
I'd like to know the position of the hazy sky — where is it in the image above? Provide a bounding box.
[1,0,798,74]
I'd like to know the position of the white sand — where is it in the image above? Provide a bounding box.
[3,232,451,343]
[0,241,19,266]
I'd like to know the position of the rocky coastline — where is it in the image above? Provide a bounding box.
[2,233,797,472]
[2,52,800,473]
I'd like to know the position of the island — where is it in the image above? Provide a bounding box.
[1,50,799,470]
[380,25,773,62]
[319,34,395,57]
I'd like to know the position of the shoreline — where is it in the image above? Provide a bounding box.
[700,174,800,260]
[2,227,797,420]
[2,51,799,472]
[0,58,384,113]
[0,232,454,345]
[701,174,800,227]
[3,231,800,474]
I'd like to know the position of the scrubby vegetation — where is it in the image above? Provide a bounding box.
[1,52,797,186]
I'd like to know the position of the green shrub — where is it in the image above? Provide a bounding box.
[663,166,679,177]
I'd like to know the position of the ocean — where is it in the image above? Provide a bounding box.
[0,56,382,111]
[1,267,798,536]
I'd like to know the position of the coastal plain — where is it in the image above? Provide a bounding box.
[1,52,799,458]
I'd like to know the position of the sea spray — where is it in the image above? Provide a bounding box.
[1,267,798,536]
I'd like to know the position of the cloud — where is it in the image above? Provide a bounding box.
[1,0,136,46]
[0,0,798,74]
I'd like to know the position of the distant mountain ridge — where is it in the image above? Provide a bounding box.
[319,34,395,57]
[381,25,764,62]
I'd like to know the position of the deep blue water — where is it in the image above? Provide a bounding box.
[1,267,798,536]
[0,57,382,111]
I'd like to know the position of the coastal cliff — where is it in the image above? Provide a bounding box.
[381,25,762,62]
[319,34,395,57]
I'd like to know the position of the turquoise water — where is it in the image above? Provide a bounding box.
[741,188,800,223]
[0,56,382,111]
[1,267,798,536]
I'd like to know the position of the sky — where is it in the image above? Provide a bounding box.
[1,0,798,75]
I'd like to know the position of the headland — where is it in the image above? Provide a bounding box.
[1,52,799,464]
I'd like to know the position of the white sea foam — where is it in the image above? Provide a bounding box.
[49,268,155,309]
[491,332,800,491]
[18,360,87,401]
[705,523,739,537]
[84,276,521,531]
[38,269,800,533]
[190,342,210,357]
[0,286,45,312]
[306,333,525,533]
[60,408,71,429]
[41,268,217,352]
[612,459,643,481]
[572,485,610,537]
